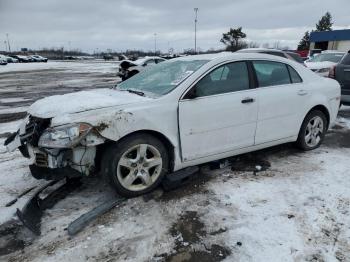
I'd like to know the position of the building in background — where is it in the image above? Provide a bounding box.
[310,29,350,52]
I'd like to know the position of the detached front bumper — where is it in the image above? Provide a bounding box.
[29,165,82,180]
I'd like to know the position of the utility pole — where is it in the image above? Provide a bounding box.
[6,33,11,53]
[194,8,198,54]
[154,33,157,55]
[4,41,8,52]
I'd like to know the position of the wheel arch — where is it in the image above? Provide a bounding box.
[96,129,176,173]
[306,104,330,129]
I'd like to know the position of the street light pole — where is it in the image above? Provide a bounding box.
[194,8,198,54]
[6,33,11,53]
[154,33,157,55]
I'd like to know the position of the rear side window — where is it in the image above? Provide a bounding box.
[252,61,291,87]
[288,65,302,83]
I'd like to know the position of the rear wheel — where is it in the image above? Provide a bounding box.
[102,134,168,197]
[296,110,327,150]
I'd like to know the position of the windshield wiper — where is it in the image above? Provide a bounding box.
[126,89,145,96]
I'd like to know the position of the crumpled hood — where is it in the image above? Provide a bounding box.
[304,61,336,70]
[28,88,150,118]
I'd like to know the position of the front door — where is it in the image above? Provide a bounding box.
[178,61,258,161]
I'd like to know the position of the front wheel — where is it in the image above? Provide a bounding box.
[296,110,327,150]
[102,134,169,197]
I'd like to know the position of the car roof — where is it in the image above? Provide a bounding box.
[237,48,284,53]
[141,56,164,60]
[172,52,295,64]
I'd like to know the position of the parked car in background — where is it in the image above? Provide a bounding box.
[0,57,8,65]
[304,50,345,77]
[329,51,350,106]
[103,54,114,61]
[0,54,18,63]
[237,48,304,64]
[10,55,31,63]
[5,52,340,197]
[295,50,309,60]
[30,55,48,62]
[308,49,322,59]
[117,56,166,81]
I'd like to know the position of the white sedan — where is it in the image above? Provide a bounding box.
[5,53,340,197]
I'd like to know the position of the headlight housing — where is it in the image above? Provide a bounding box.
[38,123,92,148]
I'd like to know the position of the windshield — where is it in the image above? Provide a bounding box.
[309,53,344,63]
[118,59,209,96]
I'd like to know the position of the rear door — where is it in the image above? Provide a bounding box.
[252,60,309,144]
[178,61,258,161]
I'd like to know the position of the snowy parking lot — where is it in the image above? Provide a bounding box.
[1,61,350,262]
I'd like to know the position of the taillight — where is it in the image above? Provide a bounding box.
[328,65,336,78]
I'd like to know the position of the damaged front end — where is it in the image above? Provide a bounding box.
[4,115,105,180]
[117,60,138,81]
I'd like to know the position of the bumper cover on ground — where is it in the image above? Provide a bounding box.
[29,165,82,180]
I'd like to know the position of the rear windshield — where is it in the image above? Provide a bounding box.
[287,52,303,63]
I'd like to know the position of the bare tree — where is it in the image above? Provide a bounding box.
[248,41,260,48]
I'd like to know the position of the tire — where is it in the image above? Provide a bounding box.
[101,134,169,197]
[296,110,327,150]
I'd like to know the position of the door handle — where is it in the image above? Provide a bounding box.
[241,98,255,104]
[298,90,308,96]
[344,69,350,72]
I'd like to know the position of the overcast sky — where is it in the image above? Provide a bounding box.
[0,0,349,53]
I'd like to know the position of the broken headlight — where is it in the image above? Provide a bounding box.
[38,123,92,148]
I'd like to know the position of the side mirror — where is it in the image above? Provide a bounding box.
[184,86,198,99]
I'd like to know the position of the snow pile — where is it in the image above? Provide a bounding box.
[0,60,120,74]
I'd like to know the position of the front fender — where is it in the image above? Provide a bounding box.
[51,103,180,151]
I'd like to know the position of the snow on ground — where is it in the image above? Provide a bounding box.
[0,119,22,135]
[0,60,120,74]
[0,62,350,261]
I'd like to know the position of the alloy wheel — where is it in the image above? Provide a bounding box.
[304,116,324,147]
[116,143,163,191]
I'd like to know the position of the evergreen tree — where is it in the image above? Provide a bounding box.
[316,12,333,31]
[297,31,310,50]
[220,27,247,51]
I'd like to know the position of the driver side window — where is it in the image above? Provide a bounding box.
[195,61,250,97]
